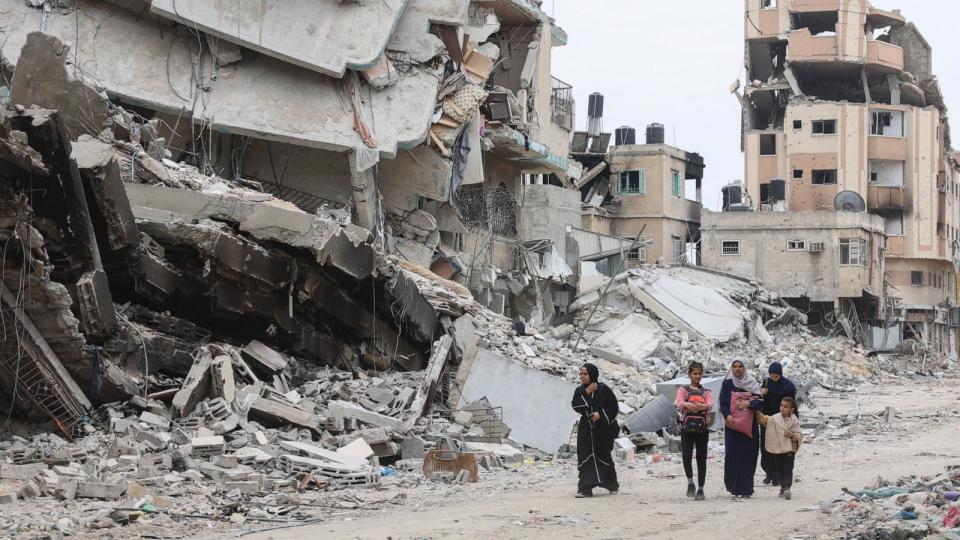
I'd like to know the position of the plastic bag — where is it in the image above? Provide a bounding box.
[727,391,754,437]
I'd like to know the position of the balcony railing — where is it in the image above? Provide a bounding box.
[867,185,904,213]
[550,76,574,131]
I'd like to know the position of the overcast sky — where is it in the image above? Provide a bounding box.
[549,0,959,210]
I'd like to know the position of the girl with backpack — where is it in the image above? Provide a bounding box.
[675,361,713,500]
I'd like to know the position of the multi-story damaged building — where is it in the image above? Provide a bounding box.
[572,109,705,270]
[704,0,960,351]
[0,0,583,329]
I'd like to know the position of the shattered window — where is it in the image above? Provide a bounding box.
[619,170,645,195]
[721,241,740,256]
[787,240,805,251]
[627,247,645,262]
[812,120,836,135]
[839,238,865,266]
[812,169,837,185]
[912,271,924,286]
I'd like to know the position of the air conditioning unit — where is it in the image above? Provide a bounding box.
[808,242,824,253]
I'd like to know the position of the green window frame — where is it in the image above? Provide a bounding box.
[619,169,646,195]
[672,170,682,198]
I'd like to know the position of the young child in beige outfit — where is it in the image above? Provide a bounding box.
[755,396,803,500]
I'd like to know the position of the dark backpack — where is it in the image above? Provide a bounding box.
[681,385,712,433]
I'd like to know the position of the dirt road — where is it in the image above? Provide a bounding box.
[238,381,958,540]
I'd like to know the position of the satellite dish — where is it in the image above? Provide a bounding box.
[834,191,866,212]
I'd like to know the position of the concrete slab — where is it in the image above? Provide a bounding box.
[0,1,444,157]
[328,400,402,430]
[628,271,745,342]
[279,441,367,470]
[590,313,661,366]
[337,438,375,461]
[458,349,576,453]
[387,0,470,63]
[151,0,409,78]
[8,32,110,141]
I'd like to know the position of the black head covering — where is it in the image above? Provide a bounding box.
[581,363,599,384]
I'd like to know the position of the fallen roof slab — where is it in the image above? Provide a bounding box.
[590,313,661,366]
[457,348,576,453]
[627,271,745,342]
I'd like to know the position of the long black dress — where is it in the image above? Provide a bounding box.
[719,379,761,497]
[760,376,797,484]
[571,382,620,493]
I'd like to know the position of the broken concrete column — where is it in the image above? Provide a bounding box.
[76,270,118,338]
[172,353,212,417]
[327,400,402,430]
[211,355,236,403]
[9,33,109,140]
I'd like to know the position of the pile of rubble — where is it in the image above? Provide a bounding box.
[816,466,960,539]
[563,266,953,397]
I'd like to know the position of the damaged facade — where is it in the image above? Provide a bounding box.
[571,95,705,280]
[706,0,960,352]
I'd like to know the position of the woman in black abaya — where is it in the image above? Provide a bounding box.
[571,363,620,498]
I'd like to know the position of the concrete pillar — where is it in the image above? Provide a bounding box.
[348,152,378,232]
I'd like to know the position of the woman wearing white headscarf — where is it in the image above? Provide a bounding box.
[719,359,763,498]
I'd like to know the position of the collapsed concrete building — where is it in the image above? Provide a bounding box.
[705,0,960,352]
[0,0,585,332]
[0,0,598,439]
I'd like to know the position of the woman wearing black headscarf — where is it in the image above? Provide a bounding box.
[571,363,620,498]
[760,361,797,486]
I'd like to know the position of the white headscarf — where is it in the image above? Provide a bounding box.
[726,360,761,394]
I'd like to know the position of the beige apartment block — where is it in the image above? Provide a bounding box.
[581,142,704,265]
[717,0,960,352]
[702,210,886,301]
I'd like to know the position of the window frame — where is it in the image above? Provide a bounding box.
[759,134,777,156]
[618,169,646,195]
[812,169,837,185]
[671,170,683,198]
[812,119,837,135]
[911,271,923,287]
[672,235,684,262]
[839,238,866,266]
[721,240,741,256]
[786,240,806,251]
[792,169,804,180]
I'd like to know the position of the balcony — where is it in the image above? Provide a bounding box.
[866,41,904,73]
[786,29,838,63]
[868,136,907,161]
[550,77,574,131]
[867,185,904,213]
